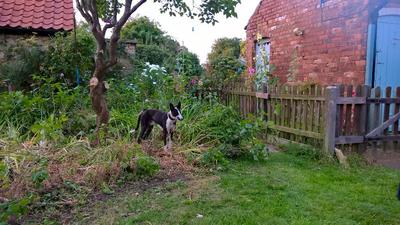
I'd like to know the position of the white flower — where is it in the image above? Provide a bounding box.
[152,81,157,85]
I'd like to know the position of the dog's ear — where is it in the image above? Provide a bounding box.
[169,103,174,111]
[177,102,181,109]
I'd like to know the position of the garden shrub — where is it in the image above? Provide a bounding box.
[0,37,44,90]
[43,24,95,83]
[201,147,229,168]
[30,114,68,144]
[247,139,269,162]
[177,100,268,161]
[135,156,160,178]
[0,195,34,225]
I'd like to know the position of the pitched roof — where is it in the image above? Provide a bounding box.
[0,0,74,32]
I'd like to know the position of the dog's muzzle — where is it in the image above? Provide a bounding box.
[177,115,183,121]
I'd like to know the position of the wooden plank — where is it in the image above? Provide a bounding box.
[290,86,296,141]
[383,87,392,135]
[366,98,399,104]
[365,111,400,137]
[337,97,366,104]
[315,85,323,133]
[358,85,370,152]
[301,87,307,133]
[228,90,257,97]
[303,86,309,131]
[242,83,245,116]
[353,85,362,151]
[272,85,277,126]
[324,86,340,154]
[293,86,299,130]
[370,87,381,130]
[268,94,325,101]
[309,85,316,133]
[262,84,268,121]
[255,92,269,99]
[336,85,345,137]
[366,135,400,141]
[353,86,362,135]
[284,85,290,128]
[344,85,353,136]
[394,87,400,147]
[278,85,283,128]
[273,125,323,139]
[369,87,380,148]
[336,136,365,144]
[267,86,273,123]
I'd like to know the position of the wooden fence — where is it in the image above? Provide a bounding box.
[221,80,400,154]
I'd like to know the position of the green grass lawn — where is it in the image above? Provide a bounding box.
[77,153,400,225]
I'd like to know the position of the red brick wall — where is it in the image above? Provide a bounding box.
[245,0,393,85]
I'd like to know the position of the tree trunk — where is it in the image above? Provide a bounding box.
[89,49,110,146]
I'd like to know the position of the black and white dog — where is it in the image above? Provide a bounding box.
[134,102,183,150]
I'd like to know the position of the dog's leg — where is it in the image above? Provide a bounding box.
[167,132,172,150]
[163,129,169,151]
[137,125,147,144]
[144,125,153,139]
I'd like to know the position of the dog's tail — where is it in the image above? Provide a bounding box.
[130,110,144,135]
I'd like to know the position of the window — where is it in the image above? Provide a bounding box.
[255,38,271,74]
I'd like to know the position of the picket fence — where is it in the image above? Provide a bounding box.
[217,80,400,153]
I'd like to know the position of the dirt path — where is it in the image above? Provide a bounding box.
[364,145,400,169]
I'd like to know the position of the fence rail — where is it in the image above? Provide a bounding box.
[219,80,400,153]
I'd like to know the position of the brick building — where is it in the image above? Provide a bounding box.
[245,0,400,88]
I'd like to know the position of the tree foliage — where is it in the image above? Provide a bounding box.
[121,16,202,76]
[121,17,164,45]
[122,17,181,72]
[0,38,44,90]
[44,24,96,82]
[176,50,203,78]
[0,24,95,91]
[75,0,241,73]
[206,37,243,87]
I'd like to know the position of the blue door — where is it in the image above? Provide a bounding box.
[374,15,400,89]
[255,39,271,74]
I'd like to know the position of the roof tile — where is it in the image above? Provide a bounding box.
[0,0,73,31]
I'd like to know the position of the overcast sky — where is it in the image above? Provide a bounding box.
[75,0,260,63]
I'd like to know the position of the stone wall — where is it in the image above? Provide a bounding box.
[0,34,51,64]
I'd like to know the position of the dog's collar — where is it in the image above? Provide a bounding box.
[168,113,177,121]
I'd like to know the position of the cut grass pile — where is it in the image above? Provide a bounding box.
[76,152,400,225]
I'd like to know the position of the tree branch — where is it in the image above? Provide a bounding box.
[75,0,92,23]
[87,0,102,33]
[105,0,147,69]
[102,0,119,36]
[116,0,147,30]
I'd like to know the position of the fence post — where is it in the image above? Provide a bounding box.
[324,86,339,154]
[358,85,370,152]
